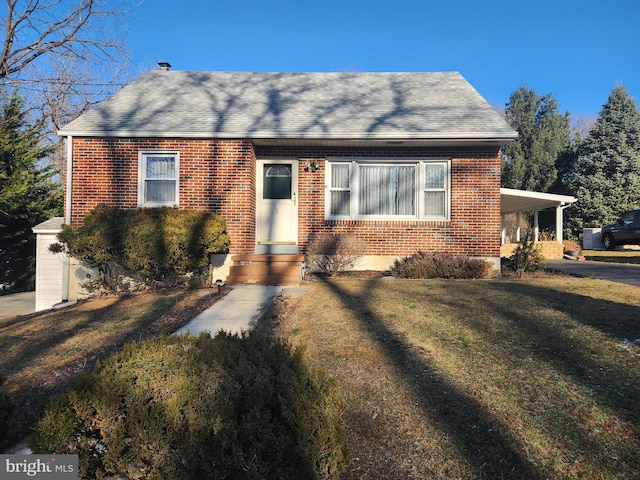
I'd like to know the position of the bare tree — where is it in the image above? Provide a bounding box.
[0,0,135,119]
[0,0,132,80]
[1,0,137,167]
[571,114,596,139]
[31,55,135,169]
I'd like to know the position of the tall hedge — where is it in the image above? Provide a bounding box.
[54,205,230,286]
[31,333,349,480]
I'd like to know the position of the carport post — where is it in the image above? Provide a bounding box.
[534,211,539,241]
[555,205,563,244]
[516,213,521,242]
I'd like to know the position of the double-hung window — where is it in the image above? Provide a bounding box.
[138,151,179,207]
[326,158,450,220]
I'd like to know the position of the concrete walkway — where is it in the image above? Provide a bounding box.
[546,259,640,288]
[174,284,308,336]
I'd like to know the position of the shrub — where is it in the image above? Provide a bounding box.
[0,375,14,448]
[390,251,493,279]
[52,205,230,289]
[306,233,366,276]
[506,232,545,274]
[31,333,348,480]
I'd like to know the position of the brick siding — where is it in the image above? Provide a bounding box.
[68,139,501,257]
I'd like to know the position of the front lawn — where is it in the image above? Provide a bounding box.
[268,276,640,479]
[583,249,640,265]
[0,288,225,449]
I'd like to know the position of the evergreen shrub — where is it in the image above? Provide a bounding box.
[506,233,545,274]
[390,251,493,279]
[53,205,230,288]
[31,333,348,480]
[0,375,14,448]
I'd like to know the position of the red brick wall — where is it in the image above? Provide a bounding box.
[69,138,255,254]
[257,145,502,257]
[68,139,501,257]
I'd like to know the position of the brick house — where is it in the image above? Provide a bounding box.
[53,68,519,288]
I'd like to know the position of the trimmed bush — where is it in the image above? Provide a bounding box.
[306,233,366,276]
[31,333,348,480]
[391,251,492,279]
[0,375,14,449]
[52,205,230,289]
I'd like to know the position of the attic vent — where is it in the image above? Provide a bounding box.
[158,62,171,71]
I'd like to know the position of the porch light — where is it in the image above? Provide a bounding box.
[305,161,320,172]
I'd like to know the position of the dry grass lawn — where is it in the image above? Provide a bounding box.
[583,249,640,264]
[266,275,640,479]
[0,288,226,448]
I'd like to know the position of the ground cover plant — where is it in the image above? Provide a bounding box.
[31,333,348,480]
[266,276,640,479]
[0,288,224,449]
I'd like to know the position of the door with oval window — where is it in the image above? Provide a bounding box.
[256,160,298,254]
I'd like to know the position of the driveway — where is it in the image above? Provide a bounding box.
[546,259,640,288]
[0,291,35,319]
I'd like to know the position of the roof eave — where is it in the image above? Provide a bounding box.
[56,129,517,147]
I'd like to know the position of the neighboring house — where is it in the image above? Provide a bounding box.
[53,67,519,289]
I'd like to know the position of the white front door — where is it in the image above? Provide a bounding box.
[256,160,298,254]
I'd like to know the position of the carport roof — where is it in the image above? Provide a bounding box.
[501,188,576,215]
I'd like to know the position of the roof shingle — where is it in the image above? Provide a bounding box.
[58,71,516,142]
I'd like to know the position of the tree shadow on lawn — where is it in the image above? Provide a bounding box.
[415,279,640,477]
[319,277,545,480]
[0,298,132,447]
[0,290,222,449]
[483,280,640,427]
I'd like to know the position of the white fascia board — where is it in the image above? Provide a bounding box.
[57,129,518,142]
[500,188,576,204]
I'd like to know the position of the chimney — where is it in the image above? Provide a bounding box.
[158,62,171,71]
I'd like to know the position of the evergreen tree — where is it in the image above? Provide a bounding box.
[502,85,571,192]
[0,90,62,291]
[567,86,640,238]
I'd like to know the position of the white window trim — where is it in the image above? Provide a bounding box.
[138,150,180,207]
[325,157,451,221]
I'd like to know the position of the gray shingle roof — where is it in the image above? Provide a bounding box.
[58,71,516,142]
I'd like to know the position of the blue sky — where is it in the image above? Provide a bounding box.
[125,0,639,118]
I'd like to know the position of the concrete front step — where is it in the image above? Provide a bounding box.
[227,254,305,286]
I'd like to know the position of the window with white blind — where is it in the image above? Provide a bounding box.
[138,151,179,207]
[326,159,450,220]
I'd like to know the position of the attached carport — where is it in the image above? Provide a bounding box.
[500,188,577,245]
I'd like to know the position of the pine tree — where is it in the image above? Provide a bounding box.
[567,86,640,238]
[502,85,571,192]
[0,89,62,291]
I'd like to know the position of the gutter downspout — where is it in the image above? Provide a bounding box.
[65,135,73,224]
[62,135,73,302]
